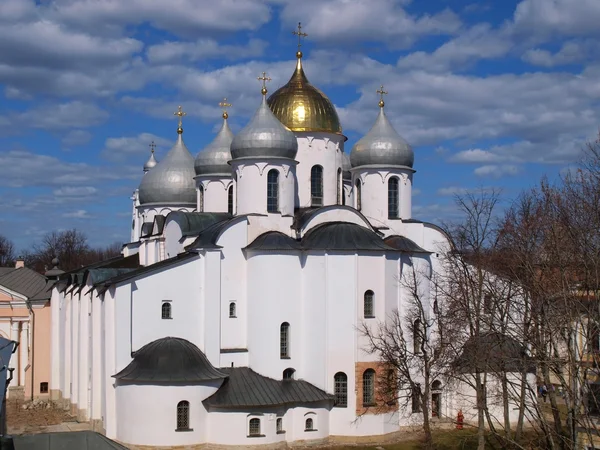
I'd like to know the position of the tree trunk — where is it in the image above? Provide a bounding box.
[476,372,486,450]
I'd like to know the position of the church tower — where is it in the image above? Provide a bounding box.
[267,23,346,208]
[194,99,234,214]
[350,87,415,228]
[230,74,298,216]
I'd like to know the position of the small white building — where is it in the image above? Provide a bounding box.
[48,48,530,449]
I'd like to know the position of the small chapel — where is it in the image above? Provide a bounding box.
[47,26,521,448]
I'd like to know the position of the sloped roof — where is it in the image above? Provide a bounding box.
[166,211,232,237]
[292,205,372,231]
[302,222,395,252]
[113,337,226,383]
[384,235,430,253]
[244,231,302,251]
[12,431,128,450]
[0,267,50,300]
[203,367,334,409]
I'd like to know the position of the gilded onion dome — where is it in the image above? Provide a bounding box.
[350,94,414,168]
[230,82,298,160]
[195,113,234,176]
[138,126,196,206]
[267,53,342,135]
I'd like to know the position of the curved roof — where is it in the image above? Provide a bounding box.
[194,117,234,176]
[166,211,232,237]
[292,205,373,232]
[245,231,302,251]
[138,133,196,206]
[113,337,226,383]
[267,56,342,135]
[350,106,414,168]
[143,151,158,172]
[302,222,394,252]
[384,235,430,253]
[230,95,298,160]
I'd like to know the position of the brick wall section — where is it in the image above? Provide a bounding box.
[355,361,398,416]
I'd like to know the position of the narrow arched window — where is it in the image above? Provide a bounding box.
[267,169,279,213]
[283,368,295,380]
[227,185,234,214]
[248,418,261,436]
[388,176,399,219]
[276,417,283,433]
[305,418,314,431]
[176,401,189,430]
[334,372,348,407]
[280,322,290,358]
[363,369,376,406]
[413,319,422,354]
[355,179,362,211]
[337,168,342,205]
[364,290,374,318]
[411,386,421,413]
[161,302,171,320]
[229,302,236,318]
[311,165,323,207]
[198,185,204,212]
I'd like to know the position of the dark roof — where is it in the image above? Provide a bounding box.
[12,431,128,450]
[245,231,302,251]
[302,222,395,252]
[59,254,139,279]
[140,221,153,238]
[0,267,50,300]
[95,252,196,294]
[454,332,535,374]
[166,211,233,237]
[204,367,334,409]
[153,215,166,235]
[113,337,226,383]
[185,217,246,250]
[384,235,430,253]
[292,205,372,231]
[0,268,13,277]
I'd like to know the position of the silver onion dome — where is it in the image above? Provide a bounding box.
[350,103,414,169]
[195,115,234,176]
[138,132,196,206]
[143,150,158,173]
[341,152,351,180]
[230,89,298,161]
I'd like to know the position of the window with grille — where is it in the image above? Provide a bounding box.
[161,302,171,320]
[355,179,362,211]
[249,418,261,436]
[388,177,399,219]
[334,372,347,407]
[413,319,422,354]
[280,322,290,358]
[267,169,279,213]
[198,185,204,212]
[411,386,421,413]
[276,417,283,433]
[228,185,234,214]
[363,369,376,406]
[337,168,342,204]
[305,418,313,431]
[311,165,323,206]
[176,401,189,430]
[283,368,295,380]
[40,382,48,394]
[229,302,236,318]
[364,290,374,318]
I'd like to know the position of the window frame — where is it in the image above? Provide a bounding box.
[283,368,295,380]
[388,176,399,219]
[310,165,324,207]
[334,372,348,408]
[411,386,422,413]
[248,418,262,437]
[229,302,236,318]
[227,185,234,215]
[413,319,422,354]
[364,290,375,318]
[337,168,342,205]
[355,179,362,211]
[161,301,172,320]
[305,417,314,431]
[39,382,49,394]
[276,417,285,434]
[280,322,290,359]
[267,169,280,213]
[362,369,376,406]
[176,400,191,431]
[198,185,204,212]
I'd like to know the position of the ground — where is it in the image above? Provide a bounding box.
[6,398,89,435]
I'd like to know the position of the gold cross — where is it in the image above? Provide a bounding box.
[377,85,388,107]
[292,22,308,51]
[149,141,156,154]
[257,72,271,95]
[219,98,232,119]
[173,105,187,129]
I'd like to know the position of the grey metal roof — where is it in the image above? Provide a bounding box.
[291,205,373,231]
[342,152,351,180]
[384,235,430,253]
[140,221,153,238]
[113,337,227,383]
[195,117,234,176]
[143,151,158,173]
[350,106,414,168]
[0,267,49,300]
[166,211,232,237]
[302,222,395,252]
[185,216,244,250]
[203,367,334,409]
[58,254,140,292]
[153,215,166,235]
[138,133,196,206]
[12,431,129,450]
[230,95,298,161]
[0,268,13,277]
[245,231,302,251]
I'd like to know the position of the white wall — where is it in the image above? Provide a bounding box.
[196,177,232,213]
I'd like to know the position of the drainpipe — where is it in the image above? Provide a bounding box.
[25,302,34,402]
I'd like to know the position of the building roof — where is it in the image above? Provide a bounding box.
[203,367,334,409]
[291,205,372,231]
[12,431,128,450]
[244,231,302,251]
[113,337,227,383]
[0,267,50,300]
[194,115,234,176]
[384,235,430,253]
[302,222,395,252]
[166,211,232,237]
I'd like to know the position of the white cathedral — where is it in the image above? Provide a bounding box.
[48,38,525,449]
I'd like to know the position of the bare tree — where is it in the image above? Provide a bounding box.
[0,235,15,267]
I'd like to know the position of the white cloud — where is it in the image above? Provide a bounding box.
[522,40,596,67]
[53,186,98,197]
[147,39,268,64]
[61,130,93,148]
[62,210,94,219]
[102,133,173,161]
[473,164,522,178]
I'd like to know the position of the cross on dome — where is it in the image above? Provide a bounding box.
[377,85,388,108]
[292,22,308,58]
[149,141,156,154]
[174,105,187,134]
[219,98,232,119]
[257,72,271,96]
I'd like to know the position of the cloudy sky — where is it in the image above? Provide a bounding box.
[1,0,599,251]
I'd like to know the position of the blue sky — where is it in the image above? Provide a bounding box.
[1,0,599,251]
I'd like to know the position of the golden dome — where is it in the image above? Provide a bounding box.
[267,55,343,135]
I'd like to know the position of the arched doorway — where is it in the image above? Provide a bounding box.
[431,380,442,418]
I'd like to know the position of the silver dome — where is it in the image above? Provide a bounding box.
[230,95,298,160]
[143,150,158,173]
[195,117,234,176]
[341,152,351,180]
[138,133,196,206]
[350,106,414,168]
